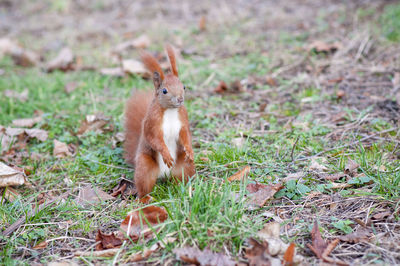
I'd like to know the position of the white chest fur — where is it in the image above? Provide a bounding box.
[157,108,182,177]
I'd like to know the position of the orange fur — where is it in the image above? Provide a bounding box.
[124,46,195,198]
[124,91,153,165]
[140,51,165,80]
[166,45,178,77]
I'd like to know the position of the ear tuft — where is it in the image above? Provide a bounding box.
[165,44,178,77]
[140,50,165,81]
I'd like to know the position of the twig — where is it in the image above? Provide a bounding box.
[1,191,69,237]
[290,135,300,161]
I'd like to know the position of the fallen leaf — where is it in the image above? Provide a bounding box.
[266,76,277,87]
[214,81,228,94]
[120,205,168,240]
[198,16,207,31]
[257,222,289,256]
[174,246,235,266]
[0,162,27,187]
[336,90,345,99]
[33,240,48,250]
[338,228,372,243]
[64,82,78,94]
[227,165,251,182]
[392,72,400,89]
[100,67,125,77]
[200,157,209,162]
[4,89,29,102]
[76,185,115,206]
[307,220,328,259]
[344,159,359,175]
[1,187,20,202]
[0,38,39,67]
[318,172,347,181]
[247,183,283,207]
[53,140,74,158]
[307,221,347,265]
[122,59,149,77]
[95,230,124,250]
[128,242,159,262]
[308,41,342,53]
[113,34,151,53]
[46,48,75,72]
[75,248,120,257]
[77,114,113,135]
[372,211,391,220]
[283,243,296,266]
[245,238,281,266]
[283,172,305,183]
[111,178,136,198]
[12,116,42,128]
[309,159,328,172]
[25,129,48,141]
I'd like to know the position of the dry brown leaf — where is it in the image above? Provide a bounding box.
[283,243,296,266]
[200,157,209,162]
[53,140,73,158]
[344,159,359,175]
[75,248,120,257]
[0,38,39,67]
[307,220,347,265]
[0,162,27,187]
[227,165,250,182]
[76,185,115,206]
[392,72,400,89]
[1,187,20,202]
[245,238,281,266]
[12,116,42,128]
[77,114,113,135]
[174,246,235,266]
[33,240,48,250]
[4,89,29,102]
[308,40,342,53]
[266,76,278,87]
[100,67,125,77]
[318,172,347,181]
[25,128,48,141]
[111,178,136,198]
[214,81,229,94]
[95,230,125,250]
[47,48,75,72]
[338,228,372,243]
[372,211,391,220]
[309,159,328,172]
[122,59,149,77]
[247,183,283,207]
[128,242,159,262]
[64,82,78,94]
[114,34,151,53]
[120,205,168,240]
[307,220,328,259]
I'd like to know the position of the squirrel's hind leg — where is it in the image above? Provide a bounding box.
[134,153,159,198]
[171,151,195,183]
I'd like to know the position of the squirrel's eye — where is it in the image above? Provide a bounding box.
[162,88,168,94]
[183,86,186,90]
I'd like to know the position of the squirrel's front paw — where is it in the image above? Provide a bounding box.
[162,153,174,168]
[185,149,194,162]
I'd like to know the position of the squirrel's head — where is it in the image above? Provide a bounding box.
[141,45,185,109]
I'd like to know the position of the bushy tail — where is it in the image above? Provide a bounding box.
[124,91,153,165]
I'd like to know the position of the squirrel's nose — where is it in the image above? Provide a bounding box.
[177,97,183,104]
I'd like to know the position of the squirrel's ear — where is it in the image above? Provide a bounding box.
[153,71,162,89]
[166,45,178,77]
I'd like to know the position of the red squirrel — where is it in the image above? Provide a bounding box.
[124,45,195,198]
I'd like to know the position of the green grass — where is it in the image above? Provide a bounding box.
[1,7,400,262]
[380,3,400,42]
